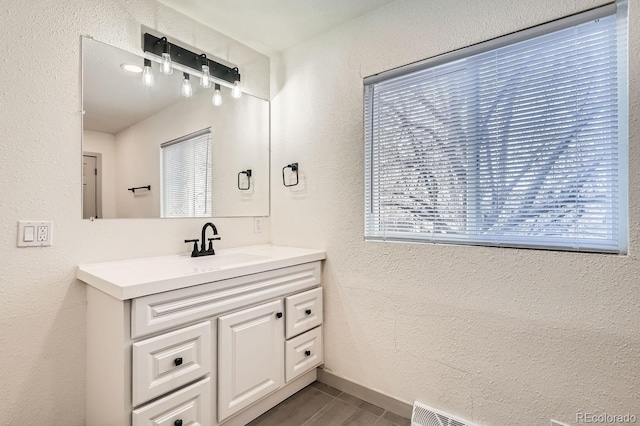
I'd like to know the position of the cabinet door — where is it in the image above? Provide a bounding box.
[218,299,285,422]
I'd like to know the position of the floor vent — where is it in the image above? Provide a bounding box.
[411,401,476,426]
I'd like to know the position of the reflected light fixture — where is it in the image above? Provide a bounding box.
[212,84,222,106]
[200,54,212,88]
[142,59,154,87]
[231,79,242,99]
[121,63,142,73]
[181,73,193,97]
[160,37,173,74]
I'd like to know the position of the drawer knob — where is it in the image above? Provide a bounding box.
[174,420,183,426]
[305,350,311,357]
[305,309,312,315]
[276,312,283,319]
[174,357,183,366]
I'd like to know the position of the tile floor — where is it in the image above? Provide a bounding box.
[248,381,411,426]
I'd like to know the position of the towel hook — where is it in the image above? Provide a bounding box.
[282,163,299,187]
[238,169,252,190]
[128,185,151,193]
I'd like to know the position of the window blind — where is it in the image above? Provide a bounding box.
[364,3,628,253]
[161,129,212,218]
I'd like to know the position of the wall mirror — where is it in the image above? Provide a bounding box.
[81,37,269,219]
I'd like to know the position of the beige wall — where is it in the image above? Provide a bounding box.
[0,1,270,424]
[270,0,640,425]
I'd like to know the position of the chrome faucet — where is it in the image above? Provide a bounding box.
[184,222,221,257]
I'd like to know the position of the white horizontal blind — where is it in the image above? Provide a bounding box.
[364,4,628,253]
[161,130,212,218]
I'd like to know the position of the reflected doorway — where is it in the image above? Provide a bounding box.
[83,153,102,219]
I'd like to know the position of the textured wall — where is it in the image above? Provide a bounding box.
[0,1,270,424]
[270,0,640,424]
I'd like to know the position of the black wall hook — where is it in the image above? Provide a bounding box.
[238,169,252,190]
[282,163,299,187]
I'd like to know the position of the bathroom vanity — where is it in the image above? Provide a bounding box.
[77,245,325,426]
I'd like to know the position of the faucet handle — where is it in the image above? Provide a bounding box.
[184,239,200,257]
[206,237,220,254]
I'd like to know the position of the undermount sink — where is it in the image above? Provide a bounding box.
[184,252,269,273]
[77,245,326,300]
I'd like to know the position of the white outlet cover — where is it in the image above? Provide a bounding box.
[17,221,53,247]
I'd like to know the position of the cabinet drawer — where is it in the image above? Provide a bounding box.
[132,377,211,426]
[133,321,211,406]
[285,287,323,339]
[285,326,323,383]
[131,262,321,338]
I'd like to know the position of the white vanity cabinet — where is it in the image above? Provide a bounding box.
[79,245,325,426]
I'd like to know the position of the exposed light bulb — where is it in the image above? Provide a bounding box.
[212,84,222,106]
[142,59,154,87]
[231,80,242,99]
[160,38,172,75]
[181,73,193,97]
[201,65,212,88]
[161,52,173,74]
[200,55,212,88]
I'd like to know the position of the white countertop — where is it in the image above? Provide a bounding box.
[77,245,326,300]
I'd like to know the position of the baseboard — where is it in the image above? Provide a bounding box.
[317,368,413,419]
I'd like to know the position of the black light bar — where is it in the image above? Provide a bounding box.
[143,33,240,85]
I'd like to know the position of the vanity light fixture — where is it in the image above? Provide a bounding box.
[143,33,241,89]
[181,73,193,97]
[160,37,173,75]
[142,59,154,87]
[212,84,222,106]
[200,54,212,88]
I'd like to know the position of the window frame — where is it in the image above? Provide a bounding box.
[363,1,628,254]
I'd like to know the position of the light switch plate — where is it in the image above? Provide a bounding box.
[17,221,53,247]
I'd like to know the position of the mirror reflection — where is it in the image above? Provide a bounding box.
[82,37,269,219]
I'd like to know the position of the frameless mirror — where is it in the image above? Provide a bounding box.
[81,37,269,219]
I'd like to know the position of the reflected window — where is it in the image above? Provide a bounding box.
[161,129,212,218]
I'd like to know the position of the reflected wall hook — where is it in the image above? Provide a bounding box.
[128,185,151,193]
[238,169,252,190]
[282,163,299,187]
